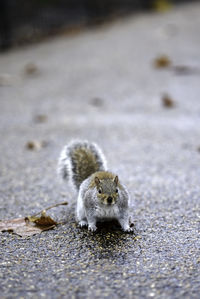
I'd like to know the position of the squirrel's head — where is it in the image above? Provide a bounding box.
[95,175,119,206]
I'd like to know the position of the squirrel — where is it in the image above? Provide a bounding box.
[58,140,133,232]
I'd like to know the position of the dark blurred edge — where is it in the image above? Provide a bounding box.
[0,0,199,51]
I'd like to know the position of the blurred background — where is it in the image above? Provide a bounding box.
[0,0,198,50]
[1,1,200,297]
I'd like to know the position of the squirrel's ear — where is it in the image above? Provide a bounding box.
[114,175,118,185]
[95,176,100,186]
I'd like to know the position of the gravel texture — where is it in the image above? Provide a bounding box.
[0,3,200,298]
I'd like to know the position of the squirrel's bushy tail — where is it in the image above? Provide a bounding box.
[58,140,107,190]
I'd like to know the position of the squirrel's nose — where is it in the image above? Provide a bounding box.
[107,196,112,204]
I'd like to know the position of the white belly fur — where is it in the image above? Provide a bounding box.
[95,205,119,220]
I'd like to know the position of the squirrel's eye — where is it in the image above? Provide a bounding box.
[116,189,118,193]
[98,189,102,194]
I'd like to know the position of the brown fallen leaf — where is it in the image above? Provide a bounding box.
[26,141,41,150]
[0,218,45,238]
[162,93,175,108]
[25,211,57,227]
[24,63,40,76]
[26,140,48,150]
[0,201,68,238]
[34,114,48,123]
[154,55,171,68]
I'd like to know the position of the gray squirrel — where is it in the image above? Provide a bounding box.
[58,140,133,232]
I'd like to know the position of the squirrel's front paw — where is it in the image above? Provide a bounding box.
[122,226,134,233]
[79,220,88,227]
[88,224,97,232]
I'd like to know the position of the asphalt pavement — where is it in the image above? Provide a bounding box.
[0,2,200,298]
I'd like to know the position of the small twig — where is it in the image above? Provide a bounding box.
[32,201,68,217]
[56,221,67,225]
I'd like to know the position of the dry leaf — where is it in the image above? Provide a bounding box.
[25,211,57,227]
[154,55,171,68]
[26,140,48,150]
[34,114,48,123]
[26,141,41,150]
[24,63,39,76]
[162,93,175,108]
[0,201,68,238]
[0,218,44,238]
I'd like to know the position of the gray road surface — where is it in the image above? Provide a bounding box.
[0,3,200,298]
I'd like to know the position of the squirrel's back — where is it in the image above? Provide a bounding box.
[58,140,107,190]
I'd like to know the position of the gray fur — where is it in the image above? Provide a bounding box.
[58,140,132,232]
[58,140,107,190]
[77,176,132,232]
